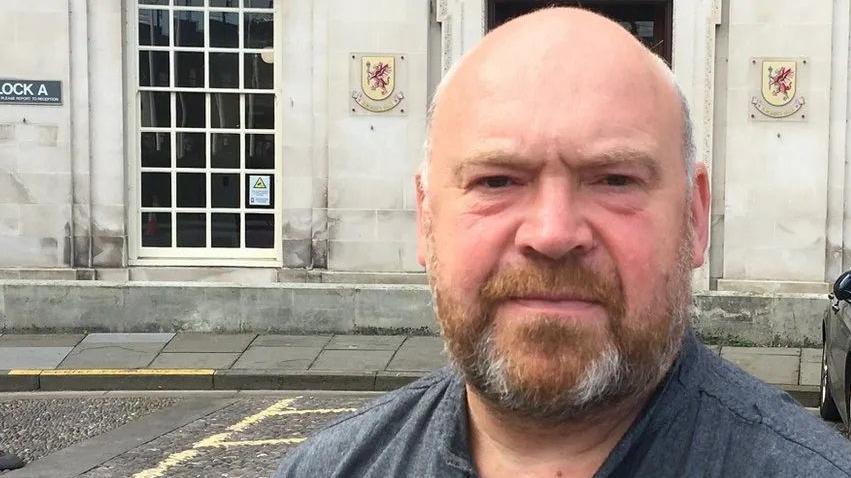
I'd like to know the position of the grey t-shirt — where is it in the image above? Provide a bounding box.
[275,330,851,477]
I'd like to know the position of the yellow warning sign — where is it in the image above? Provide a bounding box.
[253,177,267,189]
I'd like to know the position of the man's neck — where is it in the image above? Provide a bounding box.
[465,386,650,478]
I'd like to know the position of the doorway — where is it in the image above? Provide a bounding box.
[488,1,673,64]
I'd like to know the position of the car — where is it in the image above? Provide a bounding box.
[821,270,851,431]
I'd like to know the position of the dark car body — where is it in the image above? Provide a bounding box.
[821,271,851,425]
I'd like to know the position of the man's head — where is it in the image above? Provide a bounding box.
[415,7,710,422]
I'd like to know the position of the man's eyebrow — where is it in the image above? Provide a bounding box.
[451,152,533,178]
[580,149,663,181]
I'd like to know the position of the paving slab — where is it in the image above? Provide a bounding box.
[0,346,73,368]
[800,348,822,387]
[148,352,240,369]
[80,333,175,344]
[721,347,800,385]
[310,349,395,371]
[231,346,322,370]
[387,337,447,372]
[0,334,84,347]
[58,343,165,369]
[325,335,406,351]
[250,334,333,348]
[162,333,256,353]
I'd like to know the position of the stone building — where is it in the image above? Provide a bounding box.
[0,0,845,339]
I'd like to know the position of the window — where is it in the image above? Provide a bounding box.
[134,0,278,262]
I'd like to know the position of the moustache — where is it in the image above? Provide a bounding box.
[478,260,625,320]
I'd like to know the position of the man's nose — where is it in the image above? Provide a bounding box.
[514,180,595,260]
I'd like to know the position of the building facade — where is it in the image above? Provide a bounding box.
[0,0,848,295]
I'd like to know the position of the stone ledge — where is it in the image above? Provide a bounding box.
[0,280,829,346]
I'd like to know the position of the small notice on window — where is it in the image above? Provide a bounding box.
[249,175,271,206]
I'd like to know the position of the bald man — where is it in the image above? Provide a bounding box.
[276,8,851,477]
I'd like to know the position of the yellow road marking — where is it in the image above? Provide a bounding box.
[214,438,306,448]
[133,397,302,478]
[38,369,214,376]
[133,450,200,478]
[271,407,357,416]
[227,396,300,433]
[8,369,42,375]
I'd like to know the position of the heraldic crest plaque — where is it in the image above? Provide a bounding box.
[749,57,808,121]
[350,53,407,115]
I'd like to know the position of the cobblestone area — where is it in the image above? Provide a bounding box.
[0,395,180,469]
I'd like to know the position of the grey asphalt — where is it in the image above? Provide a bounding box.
[0,333,821,405]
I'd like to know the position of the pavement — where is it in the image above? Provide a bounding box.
[0,333,823,405]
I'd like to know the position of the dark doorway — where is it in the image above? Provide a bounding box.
[488,1,673,64]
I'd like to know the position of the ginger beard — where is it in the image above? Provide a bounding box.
[425,208,695,422]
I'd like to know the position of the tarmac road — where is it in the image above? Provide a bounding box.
[0,391,847,478]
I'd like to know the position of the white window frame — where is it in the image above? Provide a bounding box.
[125,0,283,267]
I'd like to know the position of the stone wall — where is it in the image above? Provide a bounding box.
[0,0,73,267]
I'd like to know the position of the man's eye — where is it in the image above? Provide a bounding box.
[479,176,513,188]
[601,175,633,187]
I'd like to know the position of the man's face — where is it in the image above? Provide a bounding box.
[416,20,709,420]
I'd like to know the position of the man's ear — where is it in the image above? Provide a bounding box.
[689,162,711,268]
[415,174,428,267]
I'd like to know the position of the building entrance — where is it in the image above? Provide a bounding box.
[488,1,673,63]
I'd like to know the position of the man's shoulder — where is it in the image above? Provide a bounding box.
[689,344,851,475]
[274,367,459,477]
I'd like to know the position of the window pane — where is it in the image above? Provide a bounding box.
[211,133,239,168]
[141,132,171,168]
[245,174,273,208]
[210,53,239,88]
[176,0,204,6]
[211,93,240,128]
[212,213,240,247]
[245,213,274,248]
[176,92,205,127]
[177,213,206,247]
[175,52,204,87]
[211,173,239,207]
[209,11,239,48]
[142,212,172,247]
[245,134,273,169]
[141,92,170,127]
[140,0,169,4]
[177,132,206,168]
[177,173,206,207]
[244,53,273,89]
[175,10,204,47]
[244,13,272,48]
[245,94,273,129]
[138,9,169,46]
[139,51,170,87]
[245,0,273,7]
[210,0,239,6]
[142,172,171,207]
